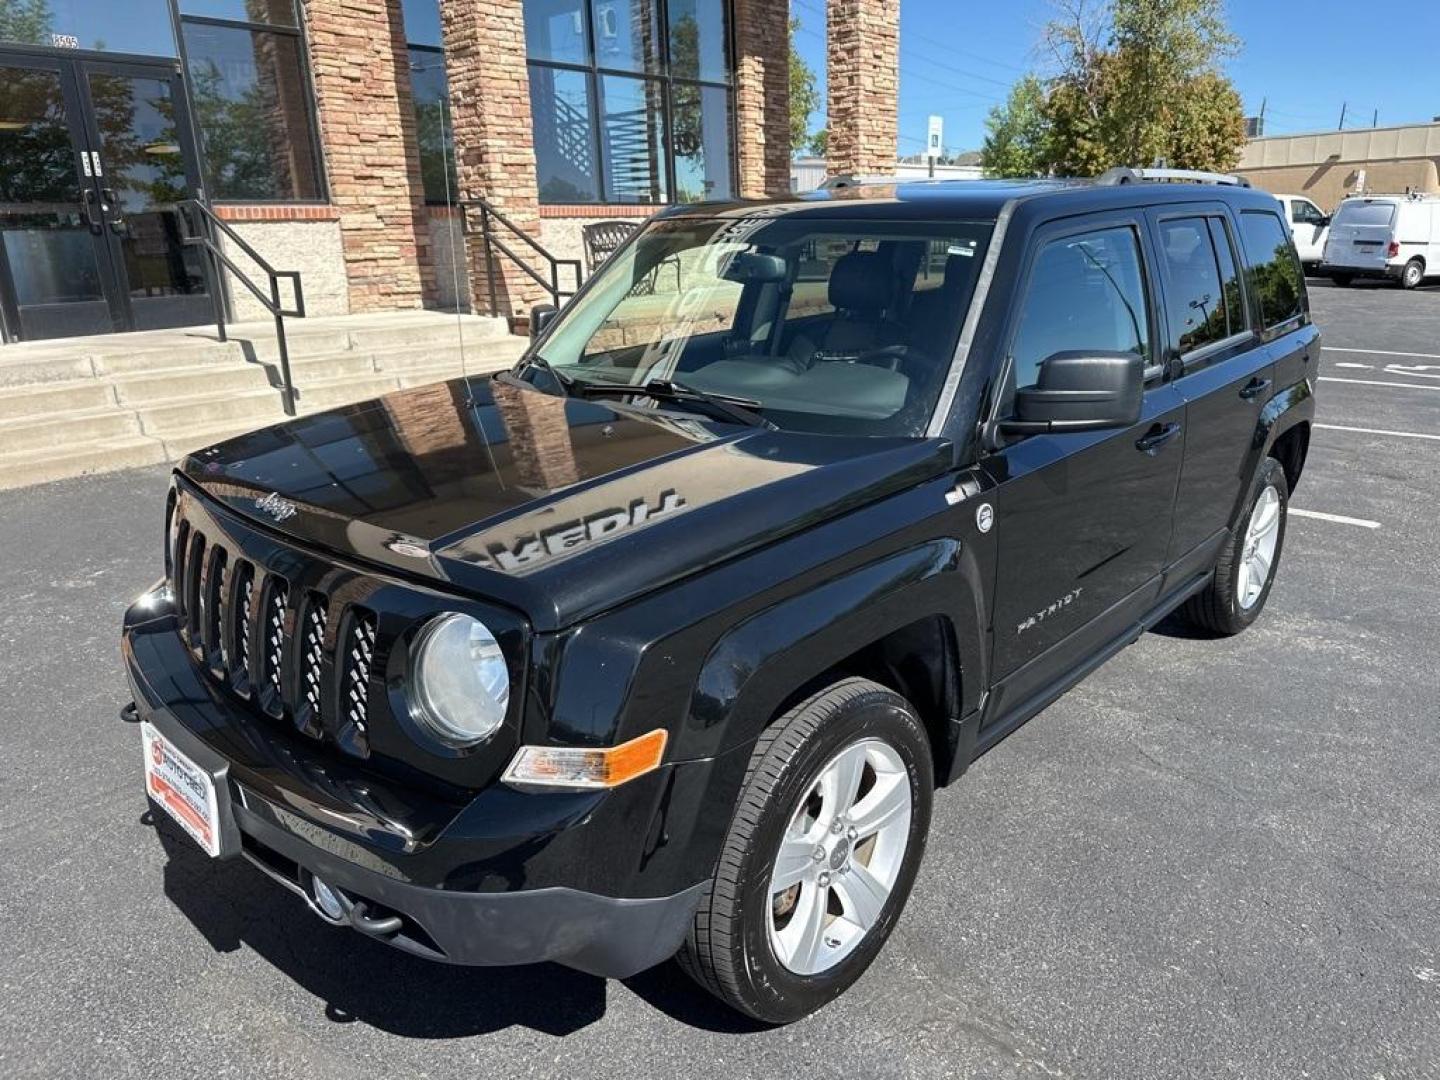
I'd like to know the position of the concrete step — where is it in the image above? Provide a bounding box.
[0,434,168,490]
[0,354,97,388]
[0,380,118,422]
[0,408,141,456]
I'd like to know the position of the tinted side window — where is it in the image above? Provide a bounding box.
[1157,217,1229,354]
[1208,217,1247,338]
[1010,225,1150,391]
[1292,200,1324,225]
[1239,211,1304,329]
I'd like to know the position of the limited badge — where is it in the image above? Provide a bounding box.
[975,503,994,533]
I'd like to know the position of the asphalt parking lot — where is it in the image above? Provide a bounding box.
[2,279,1437,1080]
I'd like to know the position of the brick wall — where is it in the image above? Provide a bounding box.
[439,0,547,320]
[826,0,899,178]
[301,0,433,311]
[733,0,792,197]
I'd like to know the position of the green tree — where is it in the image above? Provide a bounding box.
[788,17,821,156]
[0,0,52,43]
[1033,0,1247,174]
[808,128,828,158]
[981,75,1049,177]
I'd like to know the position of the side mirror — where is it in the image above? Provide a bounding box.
[530,303,558,339]
[1319,215,1331,227]
[999,350,1144,435]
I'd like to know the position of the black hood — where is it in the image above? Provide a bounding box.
[181,376,953,630]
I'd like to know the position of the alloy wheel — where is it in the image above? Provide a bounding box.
[767,738,912,976]
[1237,484,1282,610]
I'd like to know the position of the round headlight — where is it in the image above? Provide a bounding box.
[409,613,510,747]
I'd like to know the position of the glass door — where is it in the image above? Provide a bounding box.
[0,52,209,341]
[78,60,211,332]
[0,55,116,340]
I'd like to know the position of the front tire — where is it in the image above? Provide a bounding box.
[1401,258,1425,289]
[678,677,934,1024]
[1181,457,1289,636]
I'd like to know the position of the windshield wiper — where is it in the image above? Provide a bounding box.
[576,377,776,429]
[510,352,572,394]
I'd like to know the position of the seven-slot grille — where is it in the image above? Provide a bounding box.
[170,509,376,754]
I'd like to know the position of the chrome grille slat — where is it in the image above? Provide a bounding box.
[206,547,228,664]
[186,532,207,643]
[342,611,377,734]
[233,561,255,688]
[171,519,190,620]
[261,576,289,710]
[300,595,328,720]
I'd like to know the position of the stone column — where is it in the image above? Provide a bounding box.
[301,0,434,311]
[732,0,792,198]
[826,0,899,179]
[439,0,547,320]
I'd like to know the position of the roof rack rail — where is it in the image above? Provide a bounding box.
[1095,166,1251,188]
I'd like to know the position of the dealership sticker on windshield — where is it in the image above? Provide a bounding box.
[141,721,221,857]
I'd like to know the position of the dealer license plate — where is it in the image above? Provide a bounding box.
[141,720,222,857]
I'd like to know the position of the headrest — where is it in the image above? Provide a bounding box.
[828,251,890,315]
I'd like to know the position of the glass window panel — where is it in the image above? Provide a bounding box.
[1011,227,1150,392]
[0,0,178,55]
[177,0,299,27]
[400,0,442,48]
[1157,217,1227,354]
[0,65,77,205]
[667,0,729,83]
[182,21,324,201]
[671,82,730,202]
[1207,217,1246,338]
[597,74,665,204]
[1239,211,1303,329]
[524,0,589,65]
[530,66,599,203]
[591,0,659,73]
[409,48,457,204]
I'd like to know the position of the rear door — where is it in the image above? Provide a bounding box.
[1327,199,1397,271]
[979,212,1186,726]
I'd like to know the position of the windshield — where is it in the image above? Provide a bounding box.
[1334,201,1396,228]
[535,215,995,436]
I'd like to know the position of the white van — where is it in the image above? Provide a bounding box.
[1322,193,1440,289]
[1275,194,1329,268]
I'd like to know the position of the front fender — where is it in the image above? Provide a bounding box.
[688,537,988,771]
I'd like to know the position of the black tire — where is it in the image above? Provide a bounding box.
[1331,273,1353,288]
[678,677,934,1024]
[1181,457,1289,636]
[1401,258,1425,290]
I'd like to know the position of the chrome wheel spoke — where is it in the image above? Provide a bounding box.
[848,770,909,839]
[781,881,829,974]
[1237,483,1282,610]
[771,835,817,892]
[820,744,866,819]
[833,861,889,931]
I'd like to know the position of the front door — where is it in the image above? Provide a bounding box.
[0,51,209,342]
[978,215,1186,728]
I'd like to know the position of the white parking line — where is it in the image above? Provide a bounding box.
[1318,376,1440,392]
[1326,346,1440,361]
[1290,508,1381,529]
[1316,423,1440,442]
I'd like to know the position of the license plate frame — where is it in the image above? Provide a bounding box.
[141,719,239,859]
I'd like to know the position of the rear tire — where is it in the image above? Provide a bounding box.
[678,677,934,1024]
[1331,273,1353,288]
[1181,457,1289,636]
[1401,258,1425,289]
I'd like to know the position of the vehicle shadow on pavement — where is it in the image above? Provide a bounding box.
[150,817,609,1038]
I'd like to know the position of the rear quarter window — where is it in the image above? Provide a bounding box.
[1238,211,1304,330]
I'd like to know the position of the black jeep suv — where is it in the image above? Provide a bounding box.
[123,170,1316,1023]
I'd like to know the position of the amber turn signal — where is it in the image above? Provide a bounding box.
[501,729,669,792]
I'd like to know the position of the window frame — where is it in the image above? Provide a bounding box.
[989,211,1166,427]
[1147,205,1255,373]
[525,0,737,206]
[175,1,329,205]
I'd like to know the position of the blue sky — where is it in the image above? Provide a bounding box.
[788,0,1440,156]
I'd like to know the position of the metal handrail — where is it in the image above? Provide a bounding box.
[455,197,584,317]
[178,200,306,416]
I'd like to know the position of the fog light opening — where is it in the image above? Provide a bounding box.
[306,873,349,924]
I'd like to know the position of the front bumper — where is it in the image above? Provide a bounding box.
[124,596,716,979]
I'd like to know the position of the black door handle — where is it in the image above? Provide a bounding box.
[81,188,103,235]
[1135,421,1182,455]
[1239,377,1272,400]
